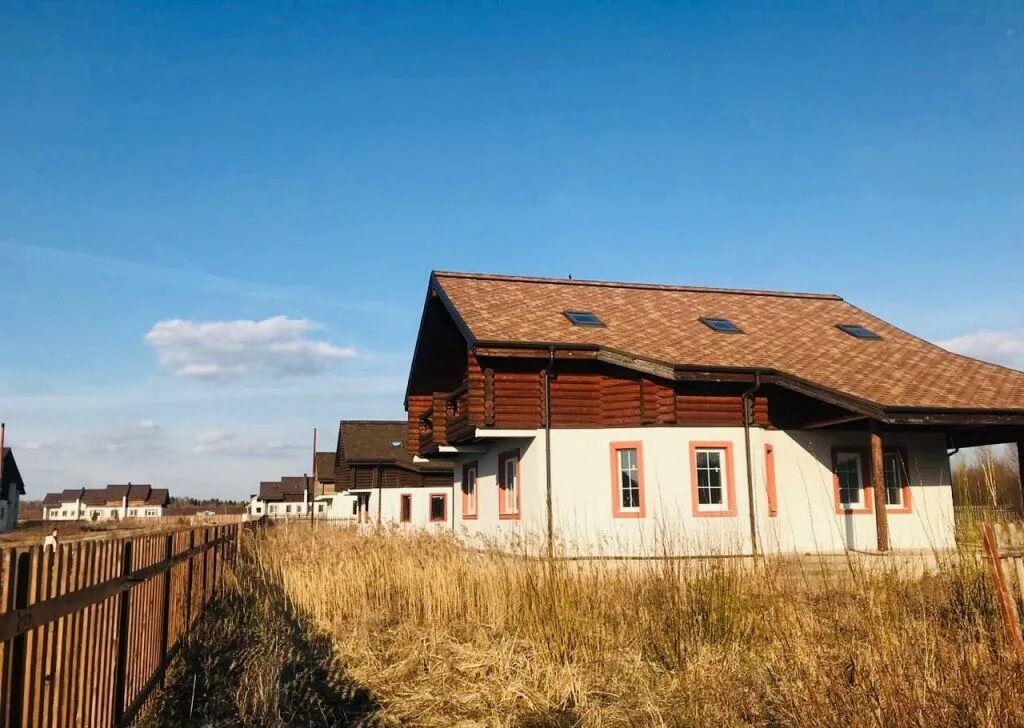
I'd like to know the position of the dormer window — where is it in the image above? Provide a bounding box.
[699,317,743,334]
[837,324,881,340]
[564,310,605,327]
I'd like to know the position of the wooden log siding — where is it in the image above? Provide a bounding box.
[410,360,775,453]
[406,395,432,454]
[0,520,257,728]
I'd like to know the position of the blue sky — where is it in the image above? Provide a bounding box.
[2,1,1022,499]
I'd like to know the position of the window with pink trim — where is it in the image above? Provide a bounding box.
[689,442,737,517]
[498,449,521,519]
[429,493,447,522]
[462,462,479,519]
[399,494,412,523]
[610,442,645,518]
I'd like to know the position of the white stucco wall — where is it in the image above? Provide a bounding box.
[450,427,955,557]
[350,486,456,531]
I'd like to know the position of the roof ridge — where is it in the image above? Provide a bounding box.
[432,270,843,301]
[339,419,406,425]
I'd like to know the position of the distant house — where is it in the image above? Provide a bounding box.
[333,420,454,527]
[404,271,1024,557]
[42,484,170,522]
[1,448,26,532]
[250,422,455,526]
[248,477,318,519]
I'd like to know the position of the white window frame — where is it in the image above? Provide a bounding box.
[883,451,903,507]
[835,450,864,508]
[694,447,730,513]
[616,448,641,513]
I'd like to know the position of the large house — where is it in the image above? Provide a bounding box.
[405,271,1024,557]
[1,447,26,532]
[42,484,170,521]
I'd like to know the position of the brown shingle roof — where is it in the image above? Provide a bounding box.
[314,452,335,483]
[341,421,415,464]
[258,477,308,502]
[432,271,1024,412]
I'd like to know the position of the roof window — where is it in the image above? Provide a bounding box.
[837,324,881,340]
[564,310,605,327]
[699,317,743,334]
[390,439,404,448]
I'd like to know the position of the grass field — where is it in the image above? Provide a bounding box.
[146,525,1024,727]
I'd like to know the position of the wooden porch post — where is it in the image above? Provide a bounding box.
[870,421,890,552]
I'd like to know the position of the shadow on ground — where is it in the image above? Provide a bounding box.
[139,569,381,728]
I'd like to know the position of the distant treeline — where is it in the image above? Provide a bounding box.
[953,445,1022,512]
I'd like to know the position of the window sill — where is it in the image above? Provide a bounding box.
[462,513,478,520]
[694,510,737,518]
[498,513,521,521]
[612,510,645,519]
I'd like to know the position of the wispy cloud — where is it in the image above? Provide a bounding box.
[937,327,1024,370]
[145,316,357,381]
[193,429,236,454]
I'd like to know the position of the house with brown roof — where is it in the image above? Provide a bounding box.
[1,447,26,532]
[405,271,1024,556]
[331,420,454,526]
[42,484,170,522]
[248,477,319,519]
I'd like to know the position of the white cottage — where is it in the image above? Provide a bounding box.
[404,271,1024,557]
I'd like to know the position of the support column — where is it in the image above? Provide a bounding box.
[870,421,890,552]
[1017,440,1024,514]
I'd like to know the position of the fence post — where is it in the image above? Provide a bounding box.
[111,541,133,726]
[184,531,195,632]
[982,521,1024,658]
[158,534,173,688]
[4,552,31,728]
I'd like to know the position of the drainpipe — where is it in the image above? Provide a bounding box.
[544,348,555,559]
[741,373,762,556]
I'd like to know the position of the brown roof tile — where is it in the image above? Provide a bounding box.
[314,452,336,483]
[432,271,1024,412]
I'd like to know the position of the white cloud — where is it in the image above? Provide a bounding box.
[193,429,236,454]
[937,328,1024,371]
[101,420,168,453]
[145,316,357,381]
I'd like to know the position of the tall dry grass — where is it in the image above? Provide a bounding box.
[197,524,1024,728]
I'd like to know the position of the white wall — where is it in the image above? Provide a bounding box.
[350,487,455,531]
[450,427,956,557]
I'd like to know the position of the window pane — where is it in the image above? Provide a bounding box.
[430,496,444,520]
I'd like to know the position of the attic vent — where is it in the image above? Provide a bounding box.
[564,310,604,327]
[390,440,404,448]
[836,324,881,340]
[699,317,743,334]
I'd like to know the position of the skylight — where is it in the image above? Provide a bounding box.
[390,439,404,448]
[564,310,605,327]
[837,324,881,340]
[699,317,743,334]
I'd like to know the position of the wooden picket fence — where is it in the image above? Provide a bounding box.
[0,520,262,727]
[982,521,1024,659]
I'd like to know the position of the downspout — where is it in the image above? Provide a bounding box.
[544,348,555,559]
[742,373,762,556]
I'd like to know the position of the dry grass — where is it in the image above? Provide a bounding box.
[153,525,1024,726]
